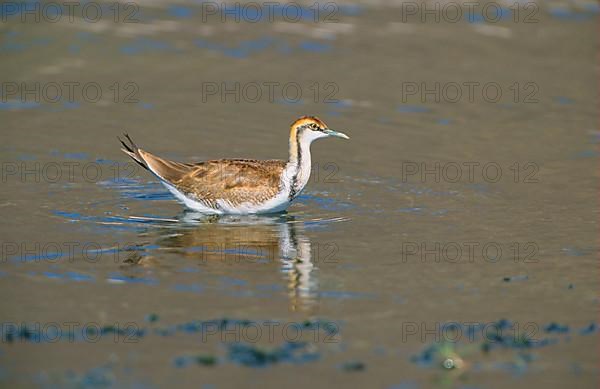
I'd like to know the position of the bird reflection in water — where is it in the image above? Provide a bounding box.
[149,212,318,312]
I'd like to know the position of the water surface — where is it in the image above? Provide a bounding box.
[0,1,598,388]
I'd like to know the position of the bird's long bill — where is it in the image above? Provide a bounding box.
[324,129,350,139]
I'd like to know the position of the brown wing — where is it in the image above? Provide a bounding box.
[170,158,286,207]
[119,134,286,207]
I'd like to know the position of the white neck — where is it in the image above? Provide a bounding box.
[285,130,326,200]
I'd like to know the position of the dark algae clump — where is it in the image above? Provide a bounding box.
[227,341,320,367]
[340,361,366,372]
[502,275,529,282]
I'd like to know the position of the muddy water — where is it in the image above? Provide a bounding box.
[0,1,598,388]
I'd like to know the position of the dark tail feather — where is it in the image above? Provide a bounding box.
[118,133,148,171]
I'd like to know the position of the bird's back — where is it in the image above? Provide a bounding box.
[138,149,287,208]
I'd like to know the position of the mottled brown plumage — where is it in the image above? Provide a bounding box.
[120,136,285,208]
[164,157,286,208]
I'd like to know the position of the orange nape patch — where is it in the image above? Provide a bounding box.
[290,115,329,130]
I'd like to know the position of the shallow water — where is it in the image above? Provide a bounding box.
[1,1,598,388]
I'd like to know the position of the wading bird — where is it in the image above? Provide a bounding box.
[118,116,349,214]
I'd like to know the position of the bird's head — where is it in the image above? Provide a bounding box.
[290,116,349,144]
